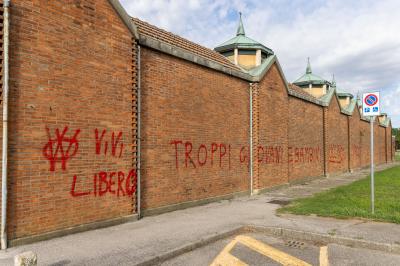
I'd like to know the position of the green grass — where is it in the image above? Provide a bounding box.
[396,152,400,161]
[279,166,400,223]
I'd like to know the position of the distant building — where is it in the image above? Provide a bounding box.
[214,13,273,70]
[293,58,332,98]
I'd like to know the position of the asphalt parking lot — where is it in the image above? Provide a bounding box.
[161,232,400,266]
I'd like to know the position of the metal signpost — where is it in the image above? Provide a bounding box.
[362,92,380,214]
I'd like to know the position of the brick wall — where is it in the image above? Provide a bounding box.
[391,127,395,161]
[386,126,391,162]
[349,114,391,170]
[349,111,361,170]
[288,97,324,181]
[4,0,136,241]
[378,125,387,164]
[139,47,250,210]
[374,122,386,165]
[383,126,387,163]
[326,96,349,174]
[359,119,372,168]
[0,1,395,245]
[0,0,4,228]
[387,127,391,162]
[374,120,379,164]
[255,64,289,189]
[349,108,370,170]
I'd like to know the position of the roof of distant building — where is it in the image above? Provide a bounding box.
[129,16,391,126]
[293,58,330,86]
[337,91,354,98]
[132,17,241,71]
[288,83,317,99]
[329,74,354,98]
[214,13,273,55]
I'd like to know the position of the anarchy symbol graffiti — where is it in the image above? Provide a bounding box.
[43,126,81,172]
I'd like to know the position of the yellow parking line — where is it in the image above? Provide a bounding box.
[210,235,312,266]
[319,246,329,266]
[210,239,248,266]
[236,235,312,266]
[210,251,248,266]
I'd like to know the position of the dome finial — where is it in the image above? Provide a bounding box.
[331,73,336,88]
[306,57,312,74]
[237,12,245,36]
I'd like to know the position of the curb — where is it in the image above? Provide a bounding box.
[136,224,400,265]
[136,226,247,266]
[250,225,400,254]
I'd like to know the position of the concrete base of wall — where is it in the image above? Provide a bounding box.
[350,165,369,172]
[325,169,350,178]
[253,175,326,195]
[289,175,326,185]
[10,214,138,247]
[253,184,289,195]
[142,190,249,217]
[352,163,387,173]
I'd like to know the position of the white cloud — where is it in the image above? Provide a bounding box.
[121,0,400,127]
[381,85,400,127]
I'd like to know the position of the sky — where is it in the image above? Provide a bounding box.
[121,0,400,127]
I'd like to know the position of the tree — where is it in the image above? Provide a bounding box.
[393,128,400,142]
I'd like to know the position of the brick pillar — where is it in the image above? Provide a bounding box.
[347,116,352,172]
[251,83,260,192]
[131,38,138,213]
[385,127,388,163]
[0,0,3,238]
[323,107,329,177]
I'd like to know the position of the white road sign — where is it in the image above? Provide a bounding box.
[361,91,382,214]
[362,92,380,116]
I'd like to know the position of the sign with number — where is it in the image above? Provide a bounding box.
[362,92,380,116]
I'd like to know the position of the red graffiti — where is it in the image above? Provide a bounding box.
[171,140,232,169]
[220,144,227,168]
[95,129,124,158]
[197,144,208,166]
[70,175,91,197]
[328,144,345,163]
[185,141,196,168]
[239,146,250,165]
[171,140,183,169]
[71,169,137,197]
[43,126,81,172]
[257,145,284,164]
[169,141,330,169]
[288,146,321,164]
[211,143,218,166]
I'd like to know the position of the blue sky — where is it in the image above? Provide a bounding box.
[121,0,400,127]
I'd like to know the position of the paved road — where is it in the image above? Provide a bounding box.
[162,232,400,266]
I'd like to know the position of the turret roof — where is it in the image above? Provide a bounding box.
[293,58,330,86]
[214,13,273,55]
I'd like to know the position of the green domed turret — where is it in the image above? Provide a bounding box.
[214,13,273,70]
